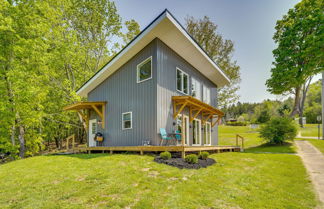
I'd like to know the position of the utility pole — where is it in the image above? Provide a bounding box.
[322,71,324,139]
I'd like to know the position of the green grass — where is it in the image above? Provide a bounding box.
[0,153,318,209]
[300,124,319,137]
[296,138,324,154]
[218,125,296,153]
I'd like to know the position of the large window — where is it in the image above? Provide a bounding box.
[191,78,201,100]
[176,68,188,94]
[122,112,132,130]
[137,57,152,83]
[192,119,201,145]
[203,85,211,104]
[204,122,211,145]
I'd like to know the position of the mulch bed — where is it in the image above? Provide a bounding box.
[154,156,216,169]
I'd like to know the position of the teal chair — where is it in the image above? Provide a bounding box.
[174,130,181,141]
[159,128,172,146]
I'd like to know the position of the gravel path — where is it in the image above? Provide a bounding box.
[295,140,324,205]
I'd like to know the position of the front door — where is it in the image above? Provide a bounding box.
[204,122,211,146]
[88,119,97,147]
[192,119,201,146]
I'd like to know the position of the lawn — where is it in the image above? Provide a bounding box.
[296,138,324,154]
[0,153,318,209]
[300,124,319,137]
[218,125,296,153]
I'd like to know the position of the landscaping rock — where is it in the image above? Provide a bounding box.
[154,156,216,169]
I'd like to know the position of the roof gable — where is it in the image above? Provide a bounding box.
[77,9,230,97]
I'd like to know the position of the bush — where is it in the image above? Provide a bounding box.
[259,117,298,144]
[160,151,171,160]
[185,154,198,164]
[226,121,248,126]
[198,151,209,160]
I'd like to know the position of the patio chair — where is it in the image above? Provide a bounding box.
[174,130,182,142]
[159,128,173,146]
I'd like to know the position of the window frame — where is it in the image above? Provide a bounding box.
[136,56,152,83]
[204,122,212,146]
[176,67,189,95]
[191,78,201,100]
[122,112,132,130]
[203,85,211,104]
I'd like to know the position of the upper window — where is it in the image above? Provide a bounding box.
[122,112,132,130]
[191,78,201,100]
[137,57,152,83]
[176,68,189,94]
[203,85,211,104]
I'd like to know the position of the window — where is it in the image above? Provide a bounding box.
[204,122,211,145]
[203,85,211,104]
[137,57,152,83]
[176,68,189,94]
[193,119,201,145]
[122,112,132,130]
[191,78,201,100]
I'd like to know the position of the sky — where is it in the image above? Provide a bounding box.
[114,0,320,103]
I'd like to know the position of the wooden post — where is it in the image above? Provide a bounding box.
[72,135,75,149]
[181,151,186,158]
[66,137,69,150]
[110,150,113,154]
[236,135,238,147]
[242,137,244,151]
[140,150,143,155]
[181,114,185,146]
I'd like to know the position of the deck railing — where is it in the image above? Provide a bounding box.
[236,134,244,151]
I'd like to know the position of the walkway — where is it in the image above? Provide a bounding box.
[295,140,324,204]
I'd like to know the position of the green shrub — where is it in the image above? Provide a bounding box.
[259,117,298,144]
[160,151,171,160]
[226,121,248,126]
[185,154,198,164]
[198,151,209,160]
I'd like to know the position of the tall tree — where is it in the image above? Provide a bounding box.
[185,16,241,109]
[266,0,323,126]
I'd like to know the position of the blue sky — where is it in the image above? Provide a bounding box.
[114,0,320,103]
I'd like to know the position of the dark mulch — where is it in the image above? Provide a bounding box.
[154,156,216,169]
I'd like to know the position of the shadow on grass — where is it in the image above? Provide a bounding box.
[244,142,296,154]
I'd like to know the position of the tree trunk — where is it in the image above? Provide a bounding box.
[18,124,25,158]
[290,86,301,117]
[298,77,313,127]
[10,124,15,146]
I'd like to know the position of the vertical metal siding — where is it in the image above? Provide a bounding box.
[156,39,219,146]
[88,40,158,146]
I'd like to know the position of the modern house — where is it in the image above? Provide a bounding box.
[64,10,233,154]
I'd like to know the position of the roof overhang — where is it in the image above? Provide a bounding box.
[77,10,230,97]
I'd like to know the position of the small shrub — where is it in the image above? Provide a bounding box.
[185,154,198,164]
[259,117,298,144]
[160,151,171,160]
[198,151,209,160]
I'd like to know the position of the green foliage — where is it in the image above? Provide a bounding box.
[256,110,271,124]
[304,80,322,123]
[266,0,323,117]
[0,0,140,158]
[185,154,198,164]
[198,151,209,160]
[226,121,248,126]
[160,151,171,160]
[185,16,241,108]
[260,117,298,144]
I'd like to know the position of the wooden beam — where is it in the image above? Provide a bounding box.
[212,116,221,127]
[190,108,203,123]
[102,103,105,129]
[202,114,213,124]
[173,102,188,119]
[91,105,103,119]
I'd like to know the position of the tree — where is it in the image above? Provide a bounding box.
[0,0,140,158]
[185,16,241,109]
[266,0,323,126]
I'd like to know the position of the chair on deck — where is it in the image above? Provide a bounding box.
[174,130,182,144]
[159,128,173,146]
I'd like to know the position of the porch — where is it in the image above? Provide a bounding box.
[75,145,241,158]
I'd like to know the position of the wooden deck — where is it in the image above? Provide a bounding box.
[74,145,241,158]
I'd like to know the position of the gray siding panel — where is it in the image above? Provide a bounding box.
[88,40,158,146]
[156,39,219,146]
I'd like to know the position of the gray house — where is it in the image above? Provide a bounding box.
[64,10,230,150]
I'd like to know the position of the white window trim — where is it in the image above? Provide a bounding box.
[203,85,211,104]
[137,56,152,83]
[191,78,201,100]
[176,67,189,95]
[204,122,212,146]
[122,112,132,130]
[192,118,202,146]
